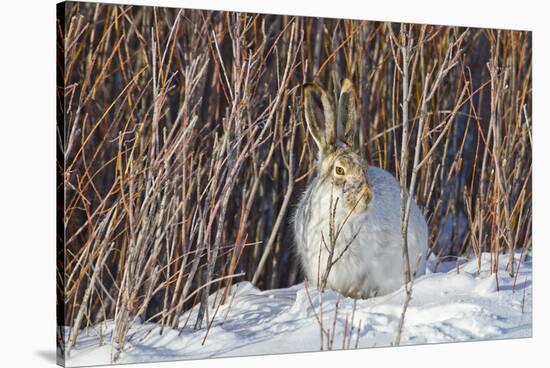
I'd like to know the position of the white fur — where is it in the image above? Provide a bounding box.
[294,166,428,298]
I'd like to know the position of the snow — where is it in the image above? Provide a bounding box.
[65,252,532,367]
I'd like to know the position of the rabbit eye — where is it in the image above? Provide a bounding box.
[335,166,345,175]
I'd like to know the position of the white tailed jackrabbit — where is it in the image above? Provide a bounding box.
[293,79,428,298]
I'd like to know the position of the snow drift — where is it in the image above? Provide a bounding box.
[65,252,532,366]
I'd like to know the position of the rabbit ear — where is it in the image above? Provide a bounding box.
[337,78,359,149]
[303,83,336,153]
